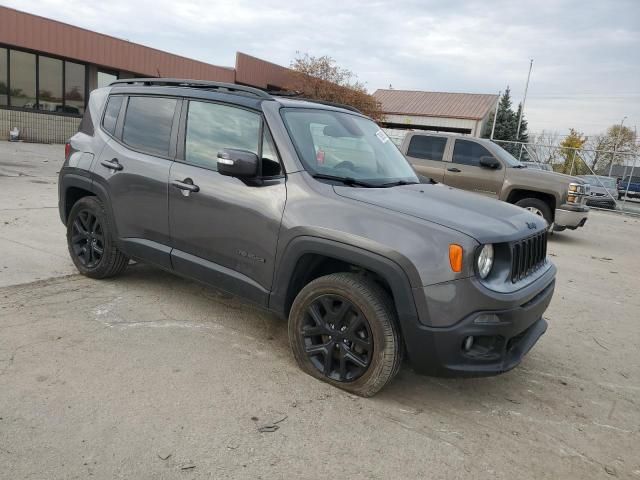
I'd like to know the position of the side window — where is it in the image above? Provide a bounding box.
[185,101,260,171]
[406,135,447,161]
[122,96,177,157]
[261,128,282,177]
[102,96,123,136]
[452,139,494,167]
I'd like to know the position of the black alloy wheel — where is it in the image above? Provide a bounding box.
[70,210,104,268]
[301,294,373,382]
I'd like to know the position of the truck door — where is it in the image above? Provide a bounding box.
[402,133,448,182]
[444,139,505,198]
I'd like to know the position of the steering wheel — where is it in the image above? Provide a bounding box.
[334,160,356,171]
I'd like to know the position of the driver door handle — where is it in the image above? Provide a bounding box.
[447,167,461,173]
[172,178,200,193]
[101,158,123,171]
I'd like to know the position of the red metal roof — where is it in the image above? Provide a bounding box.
[374,89,498,120]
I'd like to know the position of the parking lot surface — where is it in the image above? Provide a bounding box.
[1,141,639,479]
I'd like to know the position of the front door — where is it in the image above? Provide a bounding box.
[443,139,505,197]
[169,100,286,306]
[402,133,448,182]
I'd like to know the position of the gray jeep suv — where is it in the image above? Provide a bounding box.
[58,79,556,396]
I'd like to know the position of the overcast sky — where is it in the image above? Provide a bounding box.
[6,0,639,136]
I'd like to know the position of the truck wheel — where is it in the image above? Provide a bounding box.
[66,196,129,279]
[288,272,402,397]
[515,198,553,229]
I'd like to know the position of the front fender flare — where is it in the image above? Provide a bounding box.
[269,235,422,327]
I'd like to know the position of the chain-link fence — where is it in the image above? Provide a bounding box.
[494,139,640,215]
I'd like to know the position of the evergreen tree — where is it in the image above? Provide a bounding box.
[514,102,530,160]
[482,87,529,157]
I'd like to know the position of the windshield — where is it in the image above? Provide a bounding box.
[491,143,525,167]
[281,108,418,186]
[582,176,616,189]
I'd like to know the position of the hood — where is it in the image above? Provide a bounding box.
[334,183,546,244]
[516,167,585,184]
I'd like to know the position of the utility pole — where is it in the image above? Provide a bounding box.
[608,116,627,177]
[490,90,501,140]
[516,59,533,140]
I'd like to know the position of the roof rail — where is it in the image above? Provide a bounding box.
[110,78,273,99]
[265,89,363,114]
[296,97,363,114]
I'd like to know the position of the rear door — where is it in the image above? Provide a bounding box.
[443,139,505,198]
[402,133,448,182]
[93,94,179,268]
[168,99,286,306]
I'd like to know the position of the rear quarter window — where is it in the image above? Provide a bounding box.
[101,96,124,136]
[78,107,94,136]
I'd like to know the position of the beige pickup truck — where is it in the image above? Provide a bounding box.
[399,132,590,232]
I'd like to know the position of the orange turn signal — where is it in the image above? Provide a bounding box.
[449,244,463,273]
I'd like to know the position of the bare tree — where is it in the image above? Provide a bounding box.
[530,130,561,166]
[287,53,383,121]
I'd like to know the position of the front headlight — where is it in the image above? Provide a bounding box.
[477,244,494,279]
[568,182,589,203]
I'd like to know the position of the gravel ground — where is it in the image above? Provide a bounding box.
[1,141,639,479]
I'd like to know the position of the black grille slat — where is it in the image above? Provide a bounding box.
[510,231,548,283]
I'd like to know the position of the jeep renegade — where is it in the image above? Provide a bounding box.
[59,79,556,396]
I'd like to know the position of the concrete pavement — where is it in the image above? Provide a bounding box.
[1,141,639,479]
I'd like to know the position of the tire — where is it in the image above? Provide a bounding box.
[288,272,402,397]
[66,196,129,279]
[515,197,553,229]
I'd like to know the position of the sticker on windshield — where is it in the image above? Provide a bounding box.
[375,129,389,144]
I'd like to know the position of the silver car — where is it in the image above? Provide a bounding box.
[579,175,617,209]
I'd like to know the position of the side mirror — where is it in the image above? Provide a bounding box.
[479,156,500,169]
[217,149,259,178]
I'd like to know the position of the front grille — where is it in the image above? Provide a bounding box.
[510,231,547,282]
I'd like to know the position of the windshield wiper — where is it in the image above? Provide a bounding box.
[311,173,377,188]
[378,180,420,187]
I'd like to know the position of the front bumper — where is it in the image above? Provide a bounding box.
[586,196,616,208]
[555,204,589,229]
[619,190,640,198]
[404,266,555,376]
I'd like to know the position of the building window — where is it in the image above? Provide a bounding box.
[0,47,88,115]
[10,50,37,108]
[64,61,86,115]
[98,71,118,89]
[0,48,7,106]
[38,56,63,112]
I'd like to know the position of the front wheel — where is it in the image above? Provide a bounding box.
[66,196,129,279]
[515,198,553,231]
[288,273,402,397]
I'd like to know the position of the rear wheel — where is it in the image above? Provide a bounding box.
[288,273,401,397]
[67,196,128,279]
[515,197,553,231]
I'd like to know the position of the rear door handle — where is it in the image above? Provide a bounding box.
[172,178,200,193]
[101,158,123,171]
[447,167,461,173]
